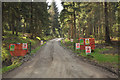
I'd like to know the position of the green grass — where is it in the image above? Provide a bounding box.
[2,30,48,74]
[1,62,22,74]
[43,36,53,41]
[1,41,46,74]
[76,48,118,63]
[31,42,46,54]
[61,38,118,64]
[31,46,41,53]
[2,31,39,60]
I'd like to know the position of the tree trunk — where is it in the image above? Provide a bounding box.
[16,18,20,36]
[8,8,11,31]
[118,3,120,42]
[73,2,76,39]
[68,26,70,39]
[71,23,73,39]
[104,2,111,43]
[30,2,33,39]
[16,21,18,36]
[93,14,96,38]
[83,28,85,38]
[12,14,14,35]
[79,21,81,38]
[2,3,4,36]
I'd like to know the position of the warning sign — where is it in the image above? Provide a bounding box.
[41,40,43,45]
[85,46,91,54]
[10,44,15,51]
[22,43,27,50]
[71,39,73,42]
[76,43,80,49]
[80,39,84,45]
[85,39,89,45]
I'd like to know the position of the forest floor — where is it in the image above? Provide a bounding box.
[61,38,119,76]
[1,31,52,74]
[3,38,118,78]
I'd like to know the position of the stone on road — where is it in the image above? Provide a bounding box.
[3,38,117,78]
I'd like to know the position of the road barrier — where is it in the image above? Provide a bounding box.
[9,42,31,56]
[79,38,95,50]
[71,38,95,55]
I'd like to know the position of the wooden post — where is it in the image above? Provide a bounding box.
[30,42,31,54]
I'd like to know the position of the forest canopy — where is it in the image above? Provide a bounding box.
[60,2,120,43]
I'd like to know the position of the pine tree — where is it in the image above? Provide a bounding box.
[48,1,60,37]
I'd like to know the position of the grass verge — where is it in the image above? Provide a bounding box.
[1,42,46,74]
[61,38,118,66]
[1,30,48,74]
[1,62,22,74]
[31,42,46,54]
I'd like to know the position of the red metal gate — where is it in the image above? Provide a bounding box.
[9,43,28,56]
[79,38,95,50]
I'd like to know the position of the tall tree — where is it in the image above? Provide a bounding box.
[48,1,60,37]
[104,2,111,43]
[60,2,119,43]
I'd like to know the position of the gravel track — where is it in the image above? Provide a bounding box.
[3,38,117,78]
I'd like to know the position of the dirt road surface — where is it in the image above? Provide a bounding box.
[3,38,118,78]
